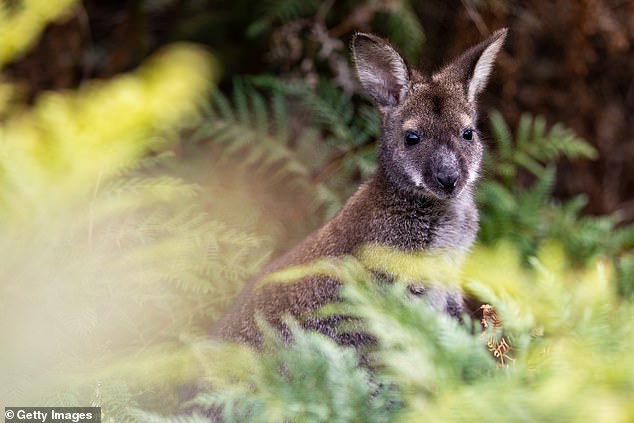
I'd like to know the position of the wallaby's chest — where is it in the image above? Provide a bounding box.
[354,185,479,254]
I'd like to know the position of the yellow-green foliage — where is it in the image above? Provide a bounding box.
[1,44,211,221]
[0,0,75,67]
[399,242,634,422]
[189,243,633,423]
[0,0,244,413]
[0,0,75,119]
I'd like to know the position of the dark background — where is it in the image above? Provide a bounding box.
[6,0,633,222]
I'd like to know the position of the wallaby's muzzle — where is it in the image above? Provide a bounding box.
[427,146,463,199]
[435,166,459,195]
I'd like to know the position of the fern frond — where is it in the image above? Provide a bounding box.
[104,175,200,200]
[615,253,634,299]
[514,112,533,151]
[487,111,597,181]
[246,0,321,36]
[245,74,380,205]
[542,121,598,161]
[385,1,425,62]
[210,86,235,121]
[232,79,252,128]
[248,75,380,146]
[479,165,631,266]
[351,103,381,146]
[479,112,619,264]
[270,88,289,142]
[191,319,399,423]
[186,77,381,219]
[198,82,313,184]
[130,410,211,423]
[489,110,513,158]
[524,166,556,207]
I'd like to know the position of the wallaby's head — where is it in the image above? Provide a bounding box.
[352,29,507,200]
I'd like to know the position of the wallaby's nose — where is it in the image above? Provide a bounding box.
[436,169,459,193]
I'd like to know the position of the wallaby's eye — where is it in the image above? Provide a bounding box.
[404,132,420,146]
[462,128,474,141]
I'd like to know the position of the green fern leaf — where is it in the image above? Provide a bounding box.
[385,1,425,62]
[488,111,596,181]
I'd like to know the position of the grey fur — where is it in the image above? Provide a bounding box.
[213,29,508,347]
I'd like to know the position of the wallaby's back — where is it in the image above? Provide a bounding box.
[213,29,508,347]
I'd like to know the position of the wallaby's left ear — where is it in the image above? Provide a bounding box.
[442,28,508,103]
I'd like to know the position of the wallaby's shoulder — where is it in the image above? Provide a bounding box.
[264,177,385,271]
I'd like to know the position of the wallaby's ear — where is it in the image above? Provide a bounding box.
[441,28,508,103]
[352,33,410,108]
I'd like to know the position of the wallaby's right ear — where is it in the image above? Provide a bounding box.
[352,33,410,108]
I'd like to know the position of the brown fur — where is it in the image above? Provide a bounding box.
[213,29,508,347]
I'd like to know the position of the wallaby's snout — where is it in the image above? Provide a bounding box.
[436,170,458,194]
[427,136,477,199]
[434,154,460,196]
[415,141,469,200]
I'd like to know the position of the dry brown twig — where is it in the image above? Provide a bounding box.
[480,304,514,367]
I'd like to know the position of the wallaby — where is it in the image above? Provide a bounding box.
[213,29,508,347]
